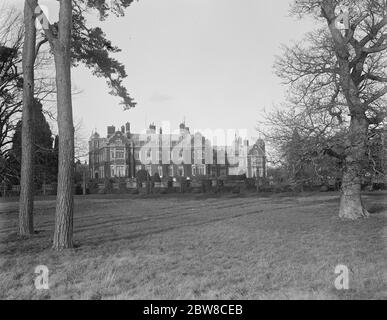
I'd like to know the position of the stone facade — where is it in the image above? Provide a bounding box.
[227,137,266,178]
[89,123,266,180]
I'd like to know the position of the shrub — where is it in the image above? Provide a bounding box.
[103,179,114,194]
[245,178,256,190]
[201,179,212,193]
[88,181,98,193]
[136,170,150,184]
[232,186,241,194]
[373,183,386,191]
[152,173,161,183]
[75,184,83,195]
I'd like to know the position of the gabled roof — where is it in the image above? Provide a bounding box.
[248,143,265,157]
[108,131,131,145]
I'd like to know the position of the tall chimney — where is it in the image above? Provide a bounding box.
[125,122,130,134]
[147,123,156,134]
[179,123,186,135]
[107,125,115,138]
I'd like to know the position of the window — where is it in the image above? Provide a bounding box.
[111,150,115,159]
[117,166,126,177]
[158,166,163,178]
[194,165,206,176]
[145,165,152,175]
[192,164,206,176]
[136,165,143,172]
[168,166,174,177]
[116,151,125,159]
[194,149,203,164]
[178,165,184,177]
[111,165,126,177]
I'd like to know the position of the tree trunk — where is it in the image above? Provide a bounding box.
[326,18,371,220]
[19,0,36,236]
[52,0,74,250]
[339,116,370,220]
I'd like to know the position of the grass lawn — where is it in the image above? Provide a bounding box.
[0,192,386,300]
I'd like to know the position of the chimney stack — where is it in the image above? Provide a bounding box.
[147,123,156,134]
[179,122,186,135]
[107,125,115,138]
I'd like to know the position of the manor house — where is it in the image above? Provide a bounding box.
[88,122,266,180]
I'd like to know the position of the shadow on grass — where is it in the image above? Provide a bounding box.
[367,204,387,214]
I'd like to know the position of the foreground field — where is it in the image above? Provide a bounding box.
[0,192,386,300]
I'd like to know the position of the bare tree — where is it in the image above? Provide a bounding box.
[260,107,345,189]
[1,4,55,200]
[0,7,23,182]
[74,119,89,162]
[273,0,387,219]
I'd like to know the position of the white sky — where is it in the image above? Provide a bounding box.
[10,0,315,143]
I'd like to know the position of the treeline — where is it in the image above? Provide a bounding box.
[265,123,386,191]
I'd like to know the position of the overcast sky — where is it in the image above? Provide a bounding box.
[11,0,315,143]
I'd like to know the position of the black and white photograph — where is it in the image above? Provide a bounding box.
[0,0,386,306]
